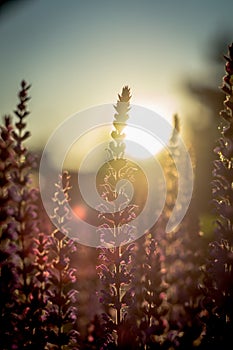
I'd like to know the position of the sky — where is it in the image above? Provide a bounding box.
[0,0,233,159]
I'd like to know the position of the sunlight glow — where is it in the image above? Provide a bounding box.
[124,98,178,159]
[137,96,179,125]
[124,125,166,159]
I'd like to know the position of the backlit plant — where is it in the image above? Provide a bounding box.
[45,171,79,349]
[96,86,138,348]
[201,42,233,350]
[0,81,46,349]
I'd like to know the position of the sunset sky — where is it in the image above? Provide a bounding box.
[0,0,233,158]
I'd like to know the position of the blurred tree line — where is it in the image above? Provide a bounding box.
[185,31,232,220]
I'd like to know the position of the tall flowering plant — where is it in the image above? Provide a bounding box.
[97,86,138,348]
[0,81,49,349]
[201,43,233,349]
[0,115,20,349]
[45,172,79,349]
[150,114,205,349]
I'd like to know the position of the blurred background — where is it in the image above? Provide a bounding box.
[1,0,233,223]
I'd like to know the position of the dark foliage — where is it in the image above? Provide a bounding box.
[201,43,233,350]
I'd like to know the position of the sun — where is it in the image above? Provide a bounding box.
[123,103,174,159]
[124,125,165,159]
[122,97,179,159]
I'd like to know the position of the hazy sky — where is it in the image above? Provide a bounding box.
[0,0,233,152]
